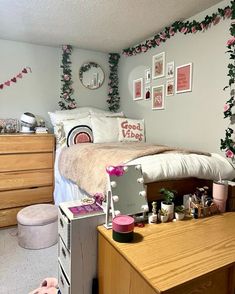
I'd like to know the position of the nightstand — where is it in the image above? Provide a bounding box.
[0,133,55,227]
[58,200,105,294]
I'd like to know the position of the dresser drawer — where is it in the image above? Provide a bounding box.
[58,208,71,250]
[0,170,53,191]
[0,153,53,172]
[0,186,53,209]
[58,262,70,294]
[0,206,24,227]
[0,134,55,154]
[58,237,71,281]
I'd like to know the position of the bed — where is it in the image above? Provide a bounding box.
[50,106,235,207]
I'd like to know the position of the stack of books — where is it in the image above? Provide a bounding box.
[35,127,48,134]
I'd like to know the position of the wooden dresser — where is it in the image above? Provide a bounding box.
[0,133,55,227]
[98,213,235,294]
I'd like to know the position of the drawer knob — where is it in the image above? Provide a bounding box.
[59,218,64,228]
[62,247,66,258]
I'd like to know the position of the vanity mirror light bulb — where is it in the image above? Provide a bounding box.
[139,191,146,197]
[110,181,117,188]
[112,195,119,202]
[137,178,144,184]
[135,165,141,170]
[115,210,121,216]
[123,166,128,172]
[141,204,149,212]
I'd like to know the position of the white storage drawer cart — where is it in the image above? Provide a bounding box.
[58,200,105,294]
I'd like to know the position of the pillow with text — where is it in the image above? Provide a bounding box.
[118,118,145,142]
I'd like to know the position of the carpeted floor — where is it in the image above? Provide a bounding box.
[0,226,58,294]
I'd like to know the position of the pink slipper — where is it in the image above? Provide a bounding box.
[40,278,58,288]
[39,287,58,294]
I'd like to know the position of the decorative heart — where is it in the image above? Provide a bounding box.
[11,77,17,83]
[22,68,27,74]
[5,81,11,86]
[0,84,3,89]
[17,73,23,79]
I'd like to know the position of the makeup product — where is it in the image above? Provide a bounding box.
[112,215,134,243]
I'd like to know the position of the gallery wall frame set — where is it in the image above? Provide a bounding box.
[175,63,192,94]
[152,52,165,79]
[133,78,143,100]
[152,85,164,110]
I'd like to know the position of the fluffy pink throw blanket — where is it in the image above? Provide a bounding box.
[58,142,210,196]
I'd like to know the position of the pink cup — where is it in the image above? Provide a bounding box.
[212,181,228,212]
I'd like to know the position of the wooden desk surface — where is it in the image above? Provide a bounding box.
[98,213,235,293]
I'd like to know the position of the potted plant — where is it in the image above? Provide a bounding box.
[158,208,168,223]
[175,205,185,220]
[160,188,176,221]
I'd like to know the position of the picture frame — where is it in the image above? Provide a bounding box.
[166,61,174,79]
[175,63,193,94]
[152,52,165,79]
[144,84,151,100]
[166,79,174,97]
[152,85,164,110]
[133,78,143,101]
[145,68,151,83]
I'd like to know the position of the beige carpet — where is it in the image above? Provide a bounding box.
[0,226,58,294]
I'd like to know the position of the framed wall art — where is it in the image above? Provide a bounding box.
[152,52,165,79]
[166,79,174,96]
[133,78,143,101]
[166,61,174,79]
[144,84,151,100]
[175,63,193,94]
[145,68,151,83]
[152,85,164,110]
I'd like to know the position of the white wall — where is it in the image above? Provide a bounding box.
[0,39,60,126]
[119,0,230,154]
[0,40,109,127]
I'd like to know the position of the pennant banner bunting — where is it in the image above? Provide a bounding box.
[0,67,32,90]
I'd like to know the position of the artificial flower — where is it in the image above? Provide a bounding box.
[226,149,234,158]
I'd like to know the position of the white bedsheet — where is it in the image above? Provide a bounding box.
[54,146,235,204]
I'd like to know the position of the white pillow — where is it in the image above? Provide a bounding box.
[62,117,93,146]
[48,111,89,127]
[56,106,111,115]
[91,116,119,143]
[90,110,125,117]
[118,118,145,142]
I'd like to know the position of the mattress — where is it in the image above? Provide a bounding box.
[54,146,235,204]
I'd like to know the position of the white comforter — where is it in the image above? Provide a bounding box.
[129,152,235,182]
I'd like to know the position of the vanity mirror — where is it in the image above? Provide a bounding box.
[79,62,105,90]
[105,165,148,228]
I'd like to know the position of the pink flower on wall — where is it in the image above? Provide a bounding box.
[155,39,161,46]
[191,27,197,33]
[226,149,234,158]
[224,104,230,112]
[141,45,147,52]
[169,27,175,36]
[63,74,70,81]
[213,16,221,25]
[224,8,232,18]
[227,36,235,46]
[180,27,188,34]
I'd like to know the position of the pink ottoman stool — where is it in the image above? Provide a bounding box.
[17,204,58,249]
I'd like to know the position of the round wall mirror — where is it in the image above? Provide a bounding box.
[79,62,105,90]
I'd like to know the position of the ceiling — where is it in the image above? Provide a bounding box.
[0,0,222,52]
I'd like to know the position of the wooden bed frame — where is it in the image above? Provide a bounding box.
[145,177,235,211]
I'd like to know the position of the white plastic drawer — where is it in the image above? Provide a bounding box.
[58,208,71,249]
[58,237,71,281]
[58,262,70,294]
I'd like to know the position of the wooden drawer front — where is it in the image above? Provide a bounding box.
[0,170,53,191]
[0,135,55,154]
[58,262,70,294]
[0,153,53,172]
[58,208,71,250]
[166,267,229,294]
[0,206,23,227]
[0,186,53,209]
[58,237,71,281]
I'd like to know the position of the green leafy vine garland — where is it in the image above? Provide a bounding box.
[220,1,235,159]
[122,5,232,56]
[107,53,120,112]
[59,45,77,110]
